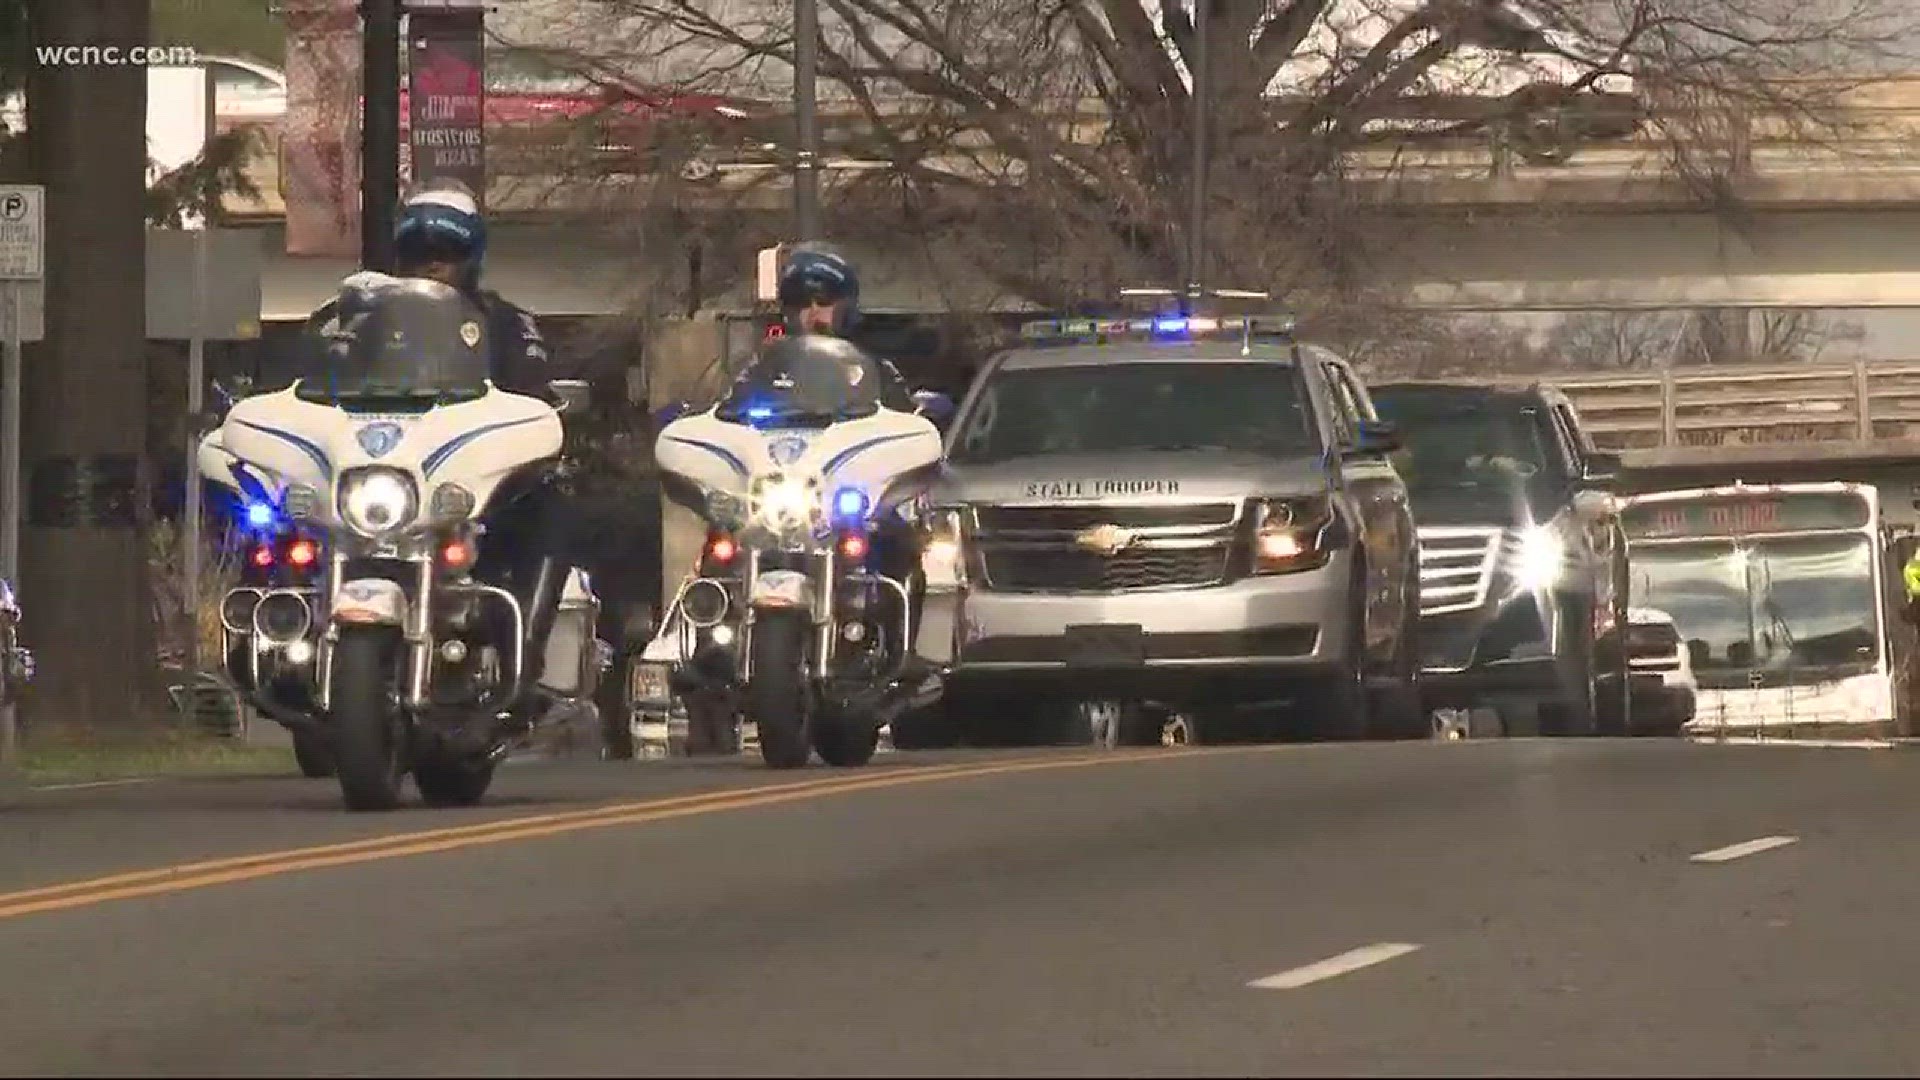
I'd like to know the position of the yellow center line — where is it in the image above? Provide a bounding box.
[0,748,1263,919]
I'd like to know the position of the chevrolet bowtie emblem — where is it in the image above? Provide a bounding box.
[1075,523,1136,556]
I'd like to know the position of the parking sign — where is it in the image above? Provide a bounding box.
[0,186,42,280]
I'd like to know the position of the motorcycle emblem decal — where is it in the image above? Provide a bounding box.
[342,582,379,601]
[460,321,481,348]
[355,421,405,458]
[767,436,809,466]
[1074,523,1137,557]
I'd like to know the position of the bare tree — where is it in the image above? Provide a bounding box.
[1545,306,1867,368]
[498,0,1916,318]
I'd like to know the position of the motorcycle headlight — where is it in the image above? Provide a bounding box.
[1513,526,1565,590]
[429,482,475,521]
[283,483,322,520]
[750,473,819,532]
[706,489,748,529]
[337,467,418,537]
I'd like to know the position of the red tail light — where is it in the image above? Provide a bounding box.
[708,534,737,563]
[286,538,318,568]
[440,537,475,569]
[250,544,274,568]
[837,532,868,560]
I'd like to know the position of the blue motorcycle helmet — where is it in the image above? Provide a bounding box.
[776,244,860,336]
[393,178,486,292]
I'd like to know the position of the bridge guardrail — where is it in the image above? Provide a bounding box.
[1545,360,1920,452]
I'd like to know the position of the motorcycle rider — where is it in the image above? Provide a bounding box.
[305,179,582,721]
[772,246,937,688]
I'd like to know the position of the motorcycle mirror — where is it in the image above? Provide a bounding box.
[911,389,954,422]
[549,379,592,413]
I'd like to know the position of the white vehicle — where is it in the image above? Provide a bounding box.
[197,273,604,810]
[1622,482,1893,738]
[1623,606,1696,735]
[640,335,947,768]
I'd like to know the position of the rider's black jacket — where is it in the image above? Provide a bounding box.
[299,286,563,396]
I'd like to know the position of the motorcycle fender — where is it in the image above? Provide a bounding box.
[333,578,408,626]
[750,569,814,612]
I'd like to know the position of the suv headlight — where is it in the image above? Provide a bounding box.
[920,508,966,590]
[1251,496,1340,574]
[338,467,418,537]
[1512,526,1565,590]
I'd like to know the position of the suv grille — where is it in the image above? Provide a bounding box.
[971,501,1243,593]
[1417,526,1504,616]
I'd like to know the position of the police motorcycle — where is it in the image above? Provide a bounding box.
[647,335,947,768]
[196,273,604,810]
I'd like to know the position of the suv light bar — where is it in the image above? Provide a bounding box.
[1017,314,1297,343]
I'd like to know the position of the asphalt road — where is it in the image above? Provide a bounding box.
[1,738,1919,1075]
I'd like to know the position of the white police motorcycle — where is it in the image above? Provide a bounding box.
[196,273,604,810]
[644,336,948,768]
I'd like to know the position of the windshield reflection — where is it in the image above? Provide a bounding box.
[1635,542,1752,673]
[1750,534,1878,668]
[1632,535,1878,674]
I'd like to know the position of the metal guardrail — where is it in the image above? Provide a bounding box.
[1546,360,1920,452]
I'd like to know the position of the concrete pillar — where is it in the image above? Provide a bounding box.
[647,316,732,611]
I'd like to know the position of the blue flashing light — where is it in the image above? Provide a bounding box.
[244,501,275,529]
[832,486,869,521]
[1018,313,1296,345]
[746,406,773,422]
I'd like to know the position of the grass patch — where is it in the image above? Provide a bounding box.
[13,725,295,786]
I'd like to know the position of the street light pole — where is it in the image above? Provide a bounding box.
[362,0,402,271]
[1182,0,1210,310]
[793,0,822,240]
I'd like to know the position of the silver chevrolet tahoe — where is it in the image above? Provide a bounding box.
[898,314,1427,747]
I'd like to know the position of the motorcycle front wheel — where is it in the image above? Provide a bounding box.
[746,609,812,769]
[328,626,409,810]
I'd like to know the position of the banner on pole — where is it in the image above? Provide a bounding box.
[282,0,362,257]
[406,8,486,208]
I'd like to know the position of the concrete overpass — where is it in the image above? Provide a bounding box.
[221,78,1920,319]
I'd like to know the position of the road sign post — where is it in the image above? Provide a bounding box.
[0,184,43,767]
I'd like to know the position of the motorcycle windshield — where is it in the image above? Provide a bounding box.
[713,336,886,425]
[297,278,492,408]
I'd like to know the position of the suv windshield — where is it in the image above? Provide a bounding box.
[950,361,1314,464]
[714,336,892,425]
[1371,394,1554,510]
[297,278,490,408]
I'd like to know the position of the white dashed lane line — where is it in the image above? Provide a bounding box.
[1689,835,1800,864]
[1248,943,1423,990]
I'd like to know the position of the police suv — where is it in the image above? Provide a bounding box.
[899,313,1427,746]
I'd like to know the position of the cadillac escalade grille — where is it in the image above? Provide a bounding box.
[1417,526,1503,616]
[970,500,1243,593]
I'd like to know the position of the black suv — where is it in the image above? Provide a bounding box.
[1370,381,1630,735]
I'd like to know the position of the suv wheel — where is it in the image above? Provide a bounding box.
[1541,592,1600,736]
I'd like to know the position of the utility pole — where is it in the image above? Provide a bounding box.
[1182,0,1211,311]
[362,0,402,271]
[793,0,822,240]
